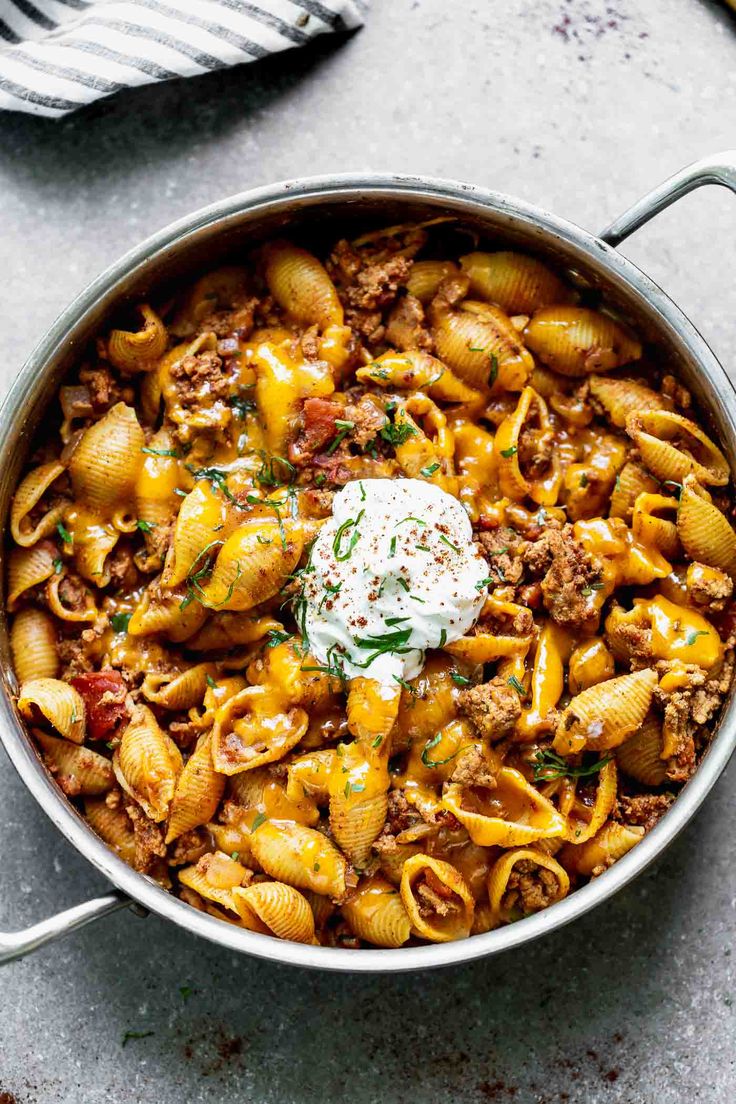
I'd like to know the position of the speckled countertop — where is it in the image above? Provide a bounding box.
[1,2,736,1101]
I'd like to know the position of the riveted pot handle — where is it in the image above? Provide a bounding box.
[600,151,736,246]
[0,890,136,965]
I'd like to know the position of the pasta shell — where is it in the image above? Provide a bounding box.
[346,677,401,748]
[460,251,574,314]
[588,374,670,427]
[524,307,642,377]
[166,733,226,844]
[406,260,460,302]
[127,584,208,642]
[211,685,309,775]
[356,351,482,404]
[262,240,343,329]
[18,678,86,744]
[170,266,250,336]
[45,574,98,624]
[248,818,348,900]
[35,730,114,795]
[10,461,66,547]
[442,767,566,847]
[69,403,145,514]
[487,847,570,923]
[553,668,658,754]
[494,385,562,505]
[178,851,249,913]
[135,427,181,543]
[71,510,120,587]
[114,706,182,822]
[161,481,229,587]
[251,639,337,711]
[609,461,659,522]
[285,749,336,805]
[560,820,644,876]
[187,613,282,651]
[328,742,389,867]
[561,759,618,844]
[10,608,59,683]
[198,523,302,612]
[85,797,136,865]
[107,304,168,371]
[142,663,217,711]
[626,410,729,487]
[677,476,736,577]
[566,636,615,696]
[342,875,411,948]
[430,298,534,392]
[631,492,680,560]
[228,766,270,808]
[377,841,424,885]
[400,854,474,942]
[7,541,56,610]
[232,882,316,944]
[616,712,667,785]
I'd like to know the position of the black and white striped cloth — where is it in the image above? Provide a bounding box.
[0,0,365,117]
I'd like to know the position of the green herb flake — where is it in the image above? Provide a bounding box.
[421,732,458,769]
[380,421,416,447]
[142,446,179,458]
[451,672,470,687]
[333,509,364,562]
[488,354,499,387]
[110,612,132,634]
[206,674,218,689]
[389,535,397,558]
[122,1030,154,1047]
[344,780,366,798]
[326,420,355,455]
[439,534,461,553]
[500,446,517,459]
[420,462,441,477]
[438,628,447,648]
[371,734,383,748]
[136,519,155,533]
[579,472,589,488]
[507,675,526,695]
[393,674,417,695]
[52,557,63,574]
[56,520,73,545]
[685,629,709,646]
[266,629,292,648]
[250,812,267,833]
[416,544,432,553]
[532,750,612,783]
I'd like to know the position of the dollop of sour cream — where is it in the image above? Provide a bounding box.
[301,478,489,685]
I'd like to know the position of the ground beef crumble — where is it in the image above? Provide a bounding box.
[504,860,559,913]
[169,351,229,407]
[125,802,167,873]
[617,793,674,832]
[457,677,522,742]
[688,564,734,612]
[478,526,525,586]
[522,525,603,630]
[450,746,497,788]
[384,294,433,351]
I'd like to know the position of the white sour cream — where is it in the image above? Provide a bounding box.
[300,478,488,685]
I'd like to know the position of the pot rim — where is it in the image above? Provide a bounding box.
[2,171,735,973]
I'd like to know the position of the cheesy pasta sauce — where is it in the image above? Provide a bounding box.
[7,225,735,948]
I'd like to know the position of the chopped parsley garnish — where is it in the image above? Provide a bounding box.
[110,612,132,633]
[56,520,72,545]
[250,812,267,832]
[121,1030,154,1047]
[507,675,526,695]
[359,481,366,502]
[385,615,410,626]
[467,344,485,352]
[532,750,612,783]
[228,392,257,418]
[380,420,416,447]
[450,671,470,686]
[136,519,155,533]
[421,732,459,769]
[475,576,494,590]
[186,464,241,508]
[333,509,364,561]
[142,446,179,457]
[685,629,709,646]
[266,629,292,648]
[416,544,432,552]
[581,583,605,596]
[438,628,447,648]
[371,733,384,748]
[256,453,296,488]
[179,539,241,611]
[344,780,366,798]
[488,354,499,387]
[326,419,355,455]
[579,472,589,488]
[500,446,517,458]
[389,536,397,558]
[206,674,218,689]
[52,557,63,574]
[393,674,417,695]
[315,473,327,487]
[420,462,441,477]
[396,578,410,592]
[396,516,426,527]
[439,534,461,553]
[354,628,412,654]
[662,479,683,498]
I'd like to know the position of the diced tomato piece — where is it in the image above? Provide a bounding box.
[70,670,129,740]
[289,398,343,462]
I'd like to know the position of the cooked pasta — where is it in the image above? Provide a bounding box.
[7,223,734,950]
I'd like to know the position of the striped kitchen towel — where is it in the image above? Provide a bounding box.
[0,0,365,118]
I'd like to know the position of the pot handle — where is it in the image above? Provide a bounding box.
[0,890,136,965]
[600,150,736,246]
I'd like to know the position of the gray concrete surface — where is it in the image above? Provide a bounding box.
[1,1,736,1100]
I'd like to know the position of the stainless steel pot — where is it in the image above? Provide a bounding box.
[2,153,736,973]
